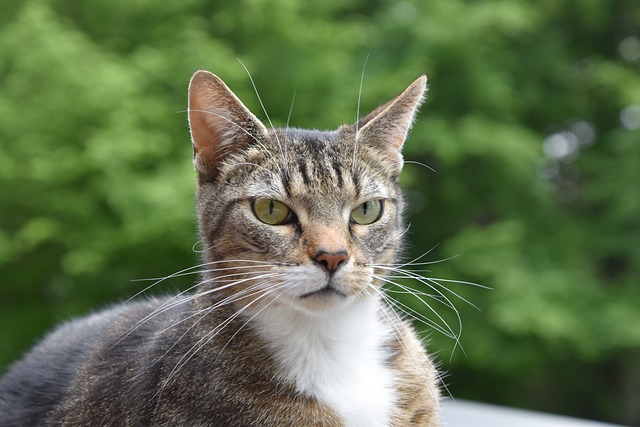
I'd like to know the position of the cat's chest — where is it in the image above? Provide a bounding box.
[251,302,397,427]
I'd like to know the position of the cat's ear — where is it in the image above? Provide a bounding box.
[355,75,427,170]
[188,70,268,178]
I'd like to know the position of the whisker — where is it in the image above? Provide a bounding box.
[126,259,287,311]
[388,268,488,311]
[184,107,283,169]
[352,54,369,175]
[398,223,412,239]
[374,273,466,355]
[376,276,460,340]
[126,261,216,303]
[404,159,437,174]
[364,286,450,400]
[286,83,297,129]
[426,276,492,291]
[374,256,458,268]
[134,262,282,283]
[383,286,439,299]
[373,245,446,269]
[149,279,287,407]
[237,59,289,179]
[144,280,285,381]
[115,270,284,349]
[159,279,286,399]
[191,240,207,254]
[183,108,261,145]
[213,285,287,363]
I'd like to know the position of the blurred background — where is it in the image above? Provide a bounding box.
[0,0,638,425]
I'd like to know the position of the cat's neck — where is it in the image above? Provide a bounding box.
[248,298,397,427]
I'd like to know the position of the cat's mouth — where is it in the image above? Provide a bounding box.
[298,285,347,300]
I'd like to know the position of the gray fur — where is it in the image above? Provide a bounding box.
[0,71,439,426]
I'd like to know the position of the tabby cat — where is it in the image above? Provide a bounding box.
[0,70,440,426]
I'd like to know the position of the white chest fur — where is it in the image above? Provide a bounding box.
[251,300,397,427]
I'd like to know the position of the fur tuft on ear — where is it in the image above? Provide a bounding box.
[188,70,268,178]
[356,75,427,169]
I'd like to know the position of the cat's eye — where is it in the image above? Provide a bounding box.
[350,200,383,225]
[252,198,292,225]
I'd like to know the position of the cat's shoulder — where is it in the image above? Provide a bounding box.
[0,297,169,424]
[1,295,176,386]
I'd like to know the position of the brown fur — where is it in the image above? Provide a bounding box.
[187,70,439,425]
[0,70,440,426]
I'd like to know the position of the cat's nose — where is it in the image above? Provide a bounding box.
[313,249,349,274]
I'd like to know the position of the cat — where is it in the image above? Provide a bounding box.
[0,70,440,426]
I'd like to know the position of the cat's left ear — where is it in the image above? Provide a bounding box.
[188,70,269,179]
[355,75,427,170]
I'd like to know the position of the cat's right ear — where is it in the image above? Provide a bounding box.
[354,76,427,172]
[188,70,268,178]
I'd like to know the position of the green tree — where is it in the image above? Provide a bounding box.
[1,0,638,424]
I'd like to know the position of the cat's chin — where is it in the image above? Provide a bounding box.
[292,297,354,315]
[279,287,356,315]
[299,285,347,300]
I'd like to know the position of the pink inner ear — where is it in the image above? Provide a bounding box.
[188,72,245,175]
[189,80,225,148]
[187,71,269,177]
[188,98,224,173]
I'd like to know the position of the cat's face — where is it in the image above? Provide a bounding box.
[188,71,426,315]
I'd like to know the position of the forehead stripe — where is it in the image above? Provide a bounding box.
[331,159,344,188]
[298,159,311,186]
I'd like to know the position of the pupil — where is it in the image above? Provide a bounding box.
[269,200,274,216]
[362,202,369,216]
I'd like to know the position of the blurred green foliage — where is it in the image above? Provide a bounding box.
[1,0,639,424]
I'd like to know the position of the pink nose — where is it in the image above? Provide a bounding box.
[314,250,349,274]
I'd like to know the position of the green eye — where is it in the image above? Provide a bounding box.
[350,200,383,225]
[252,198,291,225]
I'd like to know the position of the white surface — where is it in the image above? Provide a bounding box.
[441,399,625,427]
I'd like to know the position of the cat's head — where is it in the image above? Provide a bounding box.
[188,70,426,315]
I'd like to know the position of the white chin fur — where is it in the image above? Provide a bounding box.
[279,265,337,297]
[275,265,358,313]
[249,296,397,427]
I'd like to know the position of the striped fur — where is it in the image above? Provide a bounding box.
[188,71,440,426]
[0,71,440,426]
